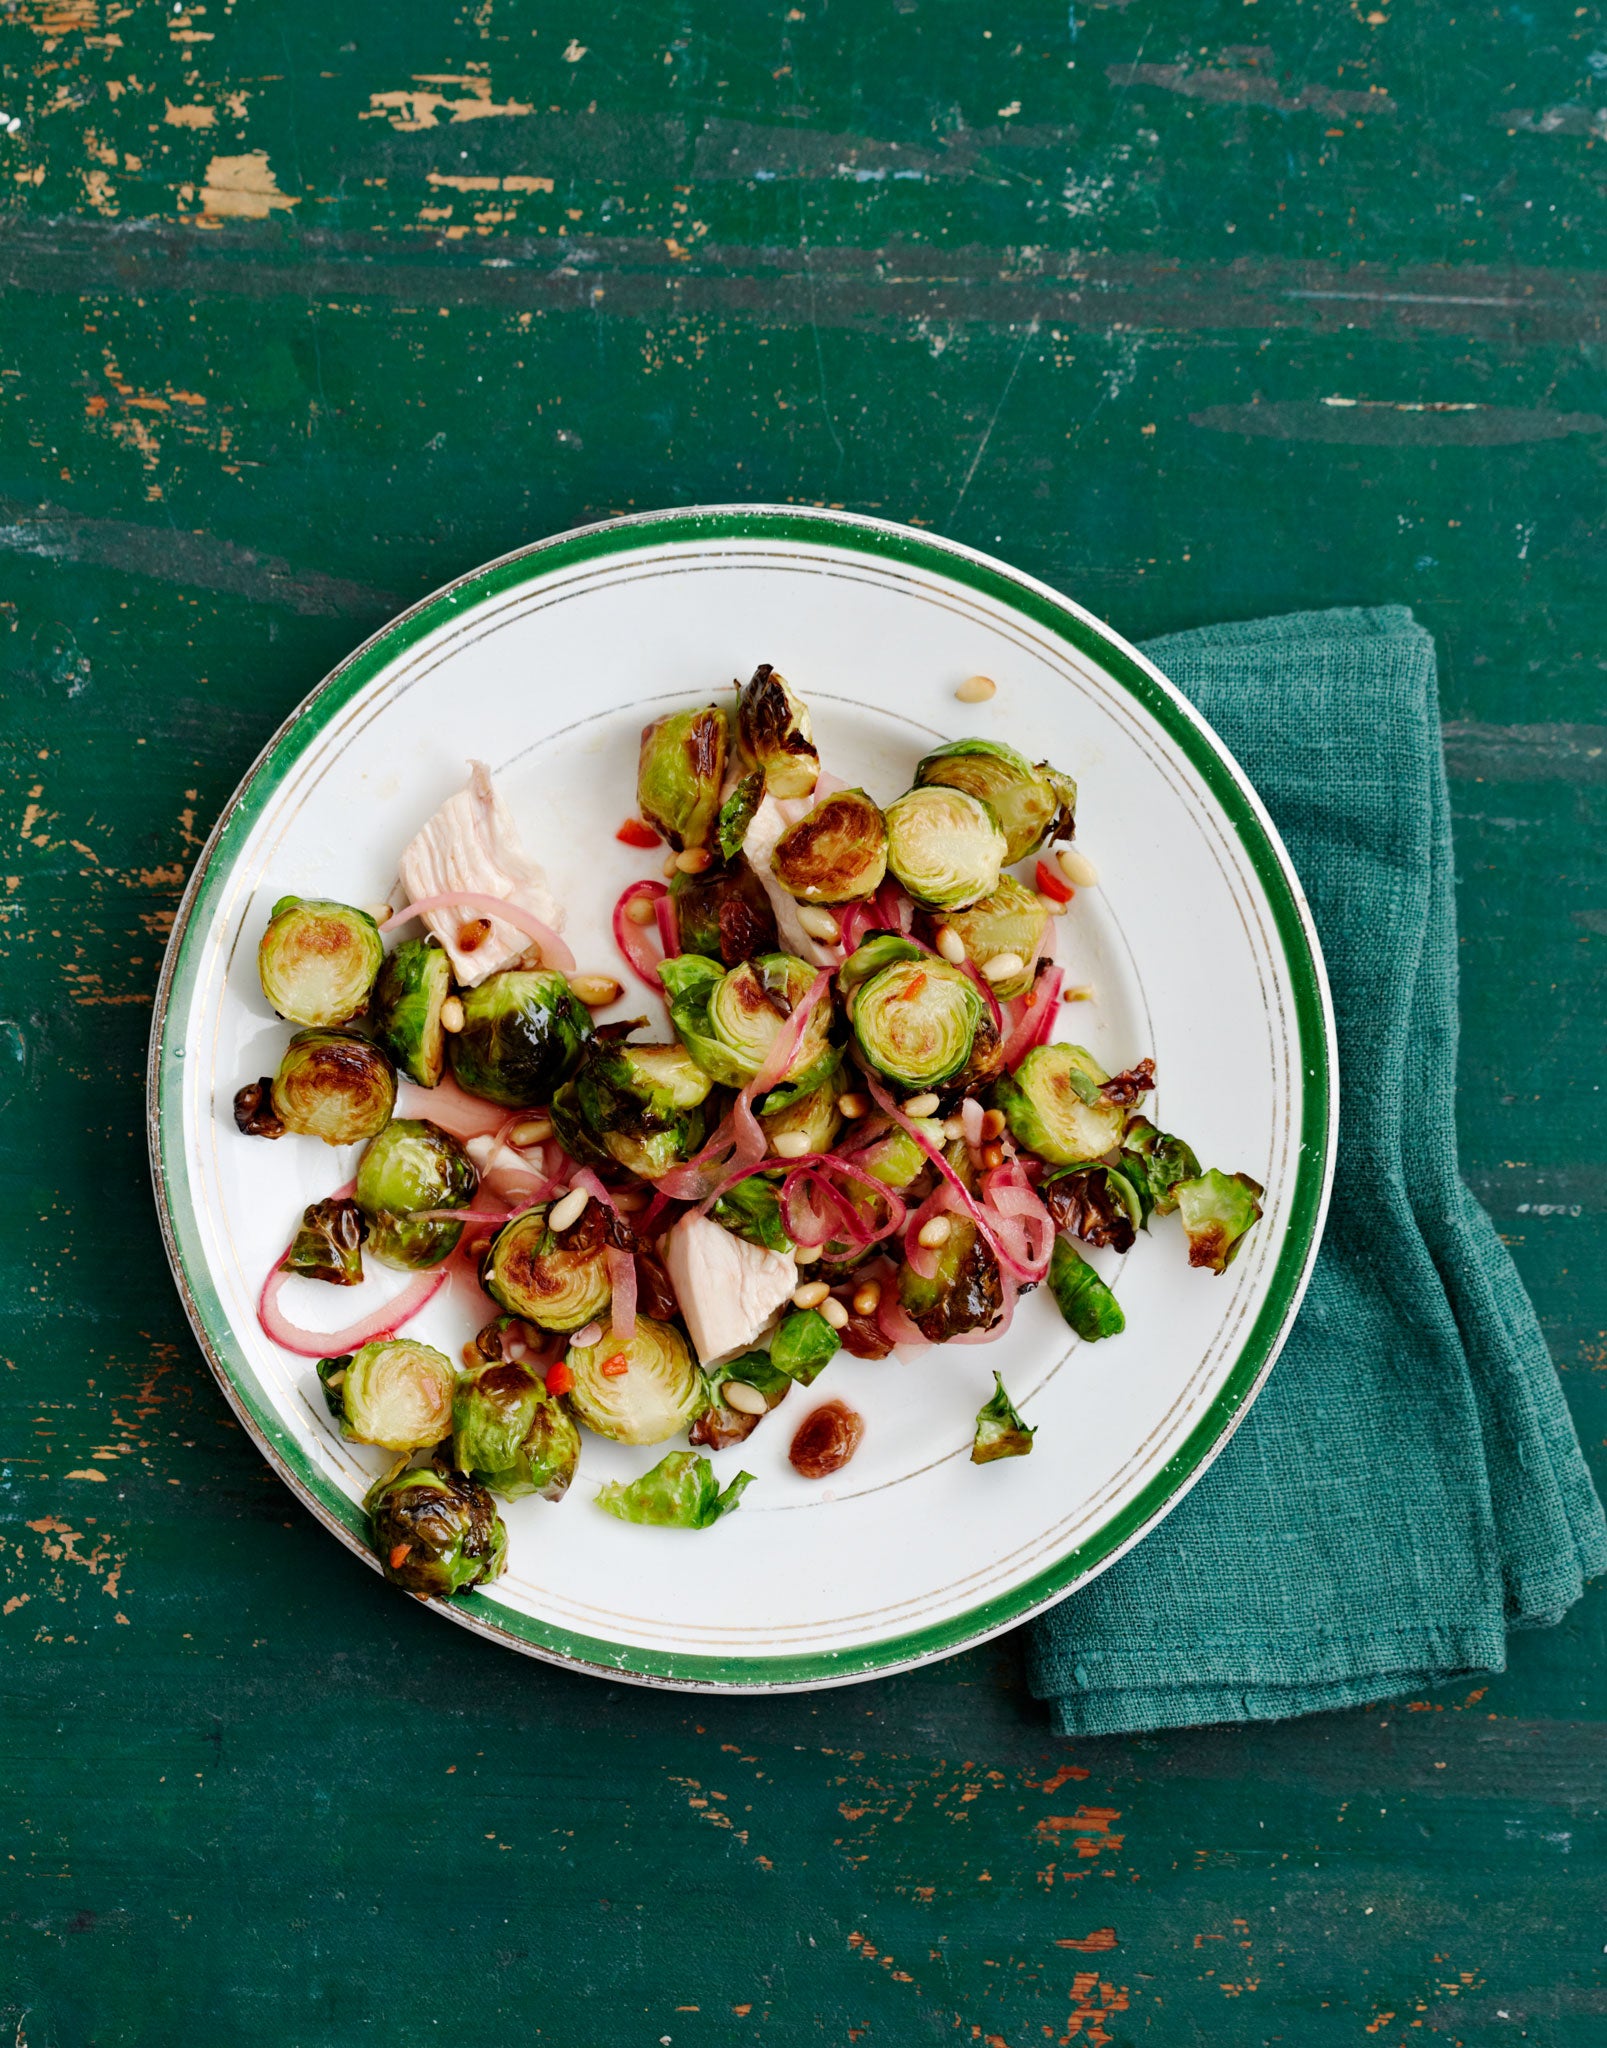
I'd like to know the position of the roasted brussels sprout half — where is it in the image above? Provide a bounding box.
[446,967,593,1109]
[1048,1236,1126,1340]
[772,789,888,904]
[565,1317,707,1445]
[481,1203,613,1333]
[369,936,452,1088]
[1176,1169,1265,1273]
[972,1373,1035,1463]
[1041,1163,1143,1254]
[596,1450,753,1529]
[1120,1116,1202,1221]
[838,931,925,995]
[851,957,983,1091]
[737,663,820,799]
[670,855,777,965]
[638,705,728,851]
[366,1463,506,1597]
[270,1029,397,1146]
[257,896,384,1028]
[990,1043,1126,1167]
[883,786,1006,912]
[898,1211,1004,1341]
[942,876,1050,1001]
[691,1348,793,1450]
[711,1177,795,1253]
[848,1124,931,1193]
[771,1308,842,1386]
[662,952,836,1097]
[914,738,1076,863]
[354,1116,477,1270]
[453,1359,581,1501]
[283,1196,367,1286]
[318,1338,457,1453]
[560,1037,714,1182]
[760,1057,844,1158]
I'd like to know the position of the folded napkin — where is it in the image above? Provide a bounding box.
[1028,606,1606,1735]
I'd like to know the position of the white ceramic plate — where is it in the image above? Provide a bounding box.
[149,506,1335,1692]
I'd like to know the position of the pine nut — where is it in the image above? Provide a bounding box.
[571,1319,603,1350]
[955,673,997,703]
[981,952,1024,983]
[820,1297,849,1329]
[570,973,624,1009]
[465,1236,491,1262]
[625,894,658,926]
[510,1116,553,1147]
[1035,891,1066,916]
[364,902,394,926]
[917,1215,952,1249]
[675,846,713,875]
[793,1242,822,1265]
[1063,983,1095,1003]
[722,1380,768,1416]
[903,1091,941,1118]
[548,1186,590,1233]
[662,851,681,877]
[934,925,966,964]
[1056,846,1099,888]
[792,1280,830,1310]
[440,996,465,1033]
[461,1341,483,1371]
[981,1108,1007,1140]
[835,1092,868,1119]
[852,1280,882,1316]
[797,904,841,942]
[981,1143,1005,1171]
[771,1131,811,1158]
[942,1114,966,1142]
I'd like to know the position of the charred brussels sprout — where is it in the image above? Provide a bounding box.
[771,1308,842,1386]
[366,1463,506,1597]
[453,1360,581,1501]
[737,663,820,799]
[773,789,888,904]
[354,1117,477,1269]
[1041,1163,1143,1254]
[884,786,1006,912]
[990,1043,1126,1167]
[943,876,1050,1000]
[1120,1116,1202,1221]
[670,856,777,965]
[561,1038,714,1182]
[596,1450,753,1529]
[257,896,384,1028]
[1048,1237,1126,1340]
[481,1203,614,1333]
[1176,1169,1265,1274]
[899,1211,1004,1341]
[972,1373,1036,1463]
[851,958,983,1091]
[447,967,592,1108]
[369,937,452,1088]
[663,952,835,1096]
[318,1339,457,1452]
[270,1029,397,1146]
[691,1349,793,1449]
[637,705,728,851]
[565,1317,707,1445]
[283,1196,367,1286]
[914,739,1076,863]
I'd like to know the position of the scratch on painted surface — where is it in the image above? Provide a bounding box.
[1191,400,1607,446]
[1108,55,1391,119]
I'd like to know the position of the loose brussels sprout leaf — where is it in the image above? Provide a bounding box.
[453,1360,581,1501]
[670,855,777,965]
[990,1044,1126,1167]
[283,1195,368,1286]
[366,1463,507,1597]
[972,1373,1036,1464]
[837,932,925,996]
[323,1338,457,1452]
[667,952,835,1093]
[1176,1168,1265,1274]
[760,1057,844,1158]
[548,1080,614,1173]
[1120,1115,1202,1220]
[884,785,1007,911]
[914,739,1071,865]
[771,1308,841,1386]
[565,1317,707,1444]
[270,1029,398,1146]
[1041,1163,1143,1254]
[899,1213,1004,1341]
[481,1204,613,1333]
[691,1348,793,1449]
[944,876,1050,1001]
[712,1176,795,1252]
[258,897,384,1028]
[773,789,889,904]
[369,936,452,1088]
[638,705,728,851]
[596,1450,754,1529]
[1041,765,1078,845]
[659,952,751,1089]
[852,958,983,1090]
[716,767,766,864]
[447,967,593,1108]
[737,663,820,799]
[354,1117,478,1270]
[1048,1236,1126,1341]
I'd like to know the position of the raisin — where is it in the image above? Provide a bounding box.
[789,1399,865,1479]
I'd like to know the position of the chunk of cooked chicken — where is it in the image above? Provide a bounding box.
[397,760,562,986]
[663,1211,798,1365]
[742,793,836,968]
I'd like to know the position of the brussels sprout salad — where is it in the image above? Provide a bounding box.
[236,669,1264,1604]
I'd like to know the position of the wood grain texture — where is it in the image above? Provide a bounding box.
[1,1,1602,2042]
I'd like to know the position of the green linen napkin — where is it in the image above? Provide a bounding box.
[1028,606,1606,1736]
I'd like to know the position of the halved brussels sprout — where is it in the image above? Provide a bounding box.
[884,786,1006,912]
[318,1338,456,1452]
[670,855,777,965]
[1041,1163,1143,1253]
[914,739,1076,863]
[447,967,593,1108]
[257,896,384,1028]
[453,1360,581,1501]
[899,1209,1003,1341]
[838,932,925,996]
[369,937,452,1088]
[712,1177,794,1253]
[596,1450,753,1529]
[564,1036,715,1181]
[354,1117,477,1269]
[851,957,983,1090]
[737,663,819,799]
[849,1124,931,1192]
[1047,1237,1125,1340]
[943,876,1049,1001]
[773,789,888,904]
[771,1308,841,1386]
[481,1203,613,1333]
[1120,1116,1202,1221]
[663,952,836,1096]
[990,1043,1126,1167]
[271,1029,397,1146]
[565,1317,706,1444]
[691,1348,793,1450]
[366,1463,506,1597]
[283,1196,367,1286]
[972,1373,1035,1463]
[1176,1169,1265,1273]
[760,1056,844,1157]
[638,705,728,851]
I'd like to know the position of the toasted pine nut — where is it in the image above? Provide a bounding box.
[722,1380,768,1416]
[548,1186,590,1233]
[1063,983,1095,1003]
[934,925,966,964]
[820,1297,849,1329]
[981,951,1025,983]
[917,1215,952,1249]
[510,1115,553,1147]
[1035,891,1066,916]
[793,1242,823,1265]
[942,1114,966,1142]
[364,902,394,926]
[662,851,681,877]
[571,1319,603,1350]
[955,673,997,703]
[981,1143,1005,1171]
[797,904,841,942]
[440,995,465,1033]
[792,1279,830,1310]
[675,846,713,875]
[981,1107,1007,1140]
[570,973,624,1009]
[835,1092,868,1119]
[852,1280,883,1316]
[625,894,658,925]
[771,1131,811,1159]
[461,1340,483,1371]
[903,1091,941,1118]
[1056,846,1099,888]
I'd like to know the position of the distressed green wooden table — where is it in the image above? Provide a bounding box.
[3,3,1603,2041]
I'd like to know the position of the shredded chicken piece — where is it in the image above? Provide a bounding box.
[397,761,562,985]
[743,793,837,968]
[663,1212,798,1365]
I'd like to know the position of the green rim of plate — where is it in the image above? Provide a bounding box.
[149,505,1334,1690]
